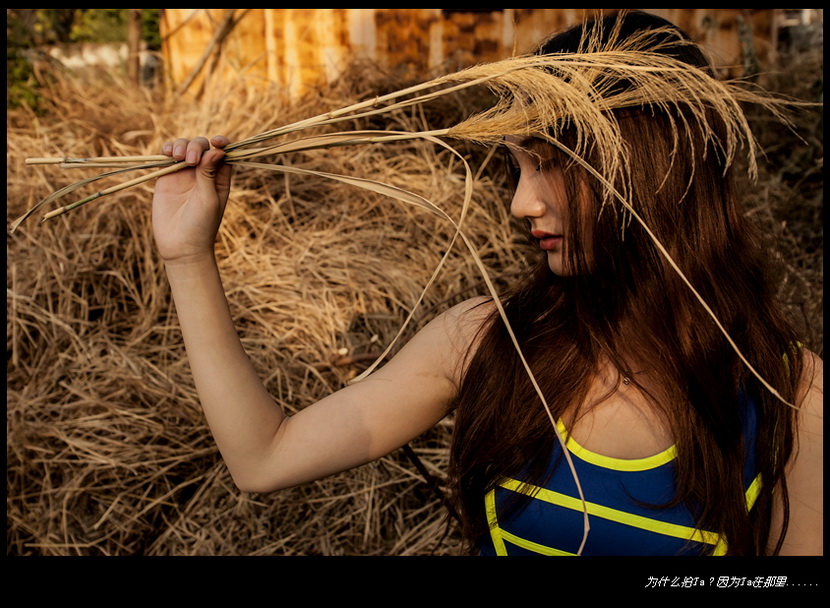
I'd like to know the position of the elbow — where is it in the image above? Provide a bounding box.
[227,461,299,494]
[228,468,285,494]
[222,417,293,494]
[231,476,269,495]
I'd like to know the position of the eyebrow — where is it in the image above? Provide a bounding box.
[506,136,555,154]
[505,137,557,166]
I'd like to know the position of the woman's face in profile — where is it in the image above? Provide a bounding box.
[506,136,593,276]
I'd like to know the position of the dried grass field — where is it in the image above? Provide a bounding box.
[6,48,822,556]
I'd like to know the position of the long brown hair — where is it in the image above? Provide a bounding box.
[448,11,801,555]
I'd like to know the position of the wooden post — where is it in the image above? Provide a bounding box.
[127,9,142,86]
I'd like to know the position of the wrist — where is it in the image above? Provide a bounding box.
[163,251,219,280]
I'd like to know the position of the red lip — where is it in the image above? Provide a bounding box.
[531,229,557,238]
[531,229,563,251]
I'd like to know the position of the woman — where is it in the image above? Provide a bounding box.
[151,11,822,555]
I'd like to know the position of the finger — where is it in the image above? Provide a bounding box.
[195,148,230,210]
[210,135,230,149]
[171,138,191,161]
[185,137,211,166]
[195,148,227,183]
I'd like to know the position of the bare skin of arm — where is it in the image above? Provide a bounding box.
[773,350,823,555]
[153,136,486,493]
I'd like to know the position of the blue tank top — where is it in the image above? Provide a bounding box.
[480,395,760,556]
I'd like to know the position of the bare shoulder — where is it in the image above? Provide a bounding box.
[440,296,496,333]
[371,296,494,386]
[423,296,495,350]
[430,296,496,386]
[799,349,823,395]
[797,349,823,432]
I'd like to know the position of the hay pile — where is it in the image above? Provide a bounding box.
[7,46,822,555]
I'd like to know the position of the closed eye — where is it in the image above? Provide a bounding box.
[538,158,559,172]
[503,136,562,186]
[503,149,521,188]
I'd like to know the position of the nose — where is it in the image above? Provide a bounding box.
[510,174,546,220]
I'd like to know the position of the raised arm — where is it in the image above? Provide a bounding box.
[152,137,483,493]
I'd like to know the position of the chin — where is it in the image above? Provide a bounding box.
[546,258,572,277]
[546,257,587,278]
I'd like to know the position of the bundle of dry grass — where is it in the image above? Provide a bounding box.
[7,28,822,555]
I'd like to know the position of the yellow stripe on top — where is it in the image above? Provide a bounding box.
[498,477,722,546]
[485,488,576,556]
[486,473,763,556]
[485,488,508,555]
[745,474,763,510]
[555,419,677,471]
[711,475,764,555]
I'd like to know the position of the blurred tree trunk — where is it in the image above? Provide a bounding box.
[127,9,142,85]
[7,9,38,45]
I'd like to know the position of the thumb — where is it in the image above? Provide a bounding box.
[194,148,228,201]
[196,148,226,183]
